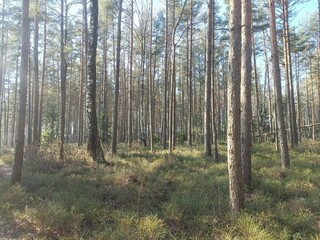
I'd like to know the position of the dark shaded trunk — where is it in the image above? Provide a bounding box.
[86,0,105,163]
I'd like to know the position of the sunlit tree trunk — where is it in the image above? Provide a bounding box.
[12,0,30,184]
[269,0,290,168]
[227,0,244,214]
[32,0,40,145]
[38,1,47,143]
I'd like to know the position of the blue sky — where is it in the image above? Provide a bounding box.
[293,0,318,25]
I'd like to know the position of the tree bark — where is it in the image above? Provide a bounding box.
[128,0,134,148]
[148,0,154,151]
[163,0,169,149]
[188,0,193,147]
[204,0,212,157]
[38,1,47,144]
[111,0,123,154]
[32,0,40,145]
[211,0,218,161]
[86,0,105,163]
[59,0,67,160]
[227,0,244,214]
[241,0,252,185]
[268,0,290,168]
[12,0,30,184]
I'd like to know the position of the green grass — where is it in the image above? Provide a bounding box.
[0,141,319,239]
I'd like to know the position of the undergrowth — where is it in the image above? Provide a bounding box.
[0,140,319,239]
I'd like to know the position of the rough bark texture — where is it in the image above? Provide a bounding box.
[86,0,105,163]
[269,0,290,168]
[227,0,244,214]
[111,0,123,154]
[11,0,30,184]
[241,0,252,185]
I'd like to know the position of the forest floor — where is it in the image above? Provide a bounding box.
[0,142,320,239]
[0,155,24,240]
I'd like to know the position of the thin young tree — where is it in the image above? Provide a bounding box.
[241,0,252,185]
[78,0,88,146]
[11,0,30,184]
[163,0,169,149]
[38,0,47,143]
[128,0,134,148]
[188,0,193,147]
[282,0,298,147]
[211,0,218,161]
[59,0,67,159]
[268,0,290,168]
[111,0,123,154]
[32,0,40,145]
[86,0,105,163]
[227,0,244,214]
[148,0,154,151]
[204,0,213,157]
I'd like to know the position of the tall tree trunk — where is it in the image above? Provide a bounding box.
[263,30,274,138]
[188,0,193,147]
[32,0,40,145]
[102,20,109,144]
[204,0,212,157]
[148,0,154,151]
[268,0,290,168]
[163,0,169,149]
[211,0,218,161]
[38,1,47,143]
[111,0,123,154]
[12,0,30,184]
[10,55,19,147]
[228,0,244,214]
[241,0,252,185]
[59,0,67,159]
[252,35,260,142]
[78,0,88,146]
[86,0,105,163]
[282,0,298,147]
[0,1,5,146]
[128,0,134,148]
